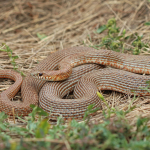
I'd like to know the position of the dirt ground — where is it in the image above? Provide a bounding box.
[0,0,150,125]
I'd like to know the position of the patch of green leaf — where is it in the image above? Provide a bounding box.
[144,22,150,25]
[29,104,49,121]
[35,118,50,138]
[96,25,107,33]
[37,33,47,40]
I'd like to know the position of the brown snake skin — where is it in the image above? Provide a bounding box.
[0,47,150,119]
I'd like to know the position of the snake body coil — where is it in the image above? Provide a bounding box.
[0,47,150,119]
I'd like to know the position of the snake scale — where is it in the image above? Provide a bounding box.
[0,47,150,120]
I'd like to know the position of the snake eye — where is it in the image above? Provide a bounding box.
[39,73,43,76]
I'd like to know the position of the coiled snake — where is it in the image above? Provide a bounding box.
[0,47,150,120]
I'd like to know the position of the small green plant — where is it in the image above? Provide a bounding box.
[0,43,25,76]
[131,34,149,55]
[83,103,100,123]
[0,100,150,149]
[97,91,136,119]
[89,18,150,55]
[95,18,126,52]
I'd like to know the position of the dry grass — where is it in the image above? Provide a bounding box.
[0,0,150,126]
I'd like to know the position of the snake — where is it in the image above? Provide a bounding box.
[0,46,150,119]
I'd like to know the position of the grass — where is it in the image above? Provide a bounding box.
[88,18,150,55]
[0,43,19,70]
[0,96,150,150]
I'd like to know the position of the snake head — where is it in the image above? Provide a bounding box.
[31,70,71,81]
[31,70,56,81]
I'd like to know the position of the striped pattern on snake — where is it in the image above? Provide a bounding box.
[0,47,150,119]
